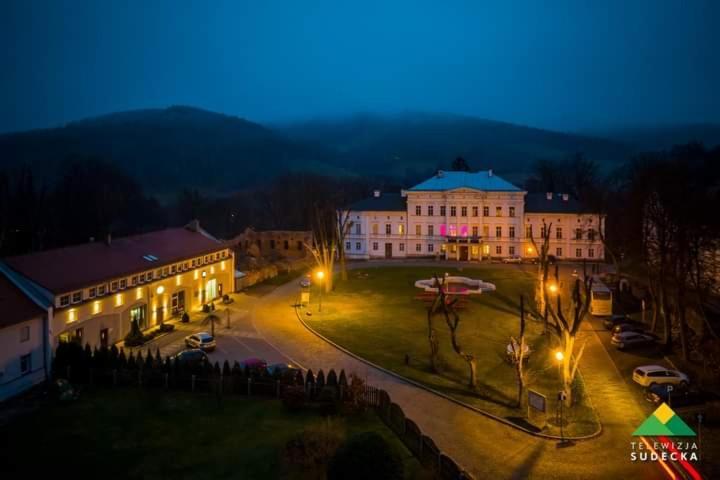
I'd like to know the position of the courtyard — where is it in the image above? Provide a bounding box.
[304,265,600,437]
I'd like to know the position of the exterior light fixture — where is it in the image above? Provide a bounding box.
[315,270,325,281]
[554,350,564,362]
[548,283,558,295]
[156,285,165,295]
[202,271,207,278]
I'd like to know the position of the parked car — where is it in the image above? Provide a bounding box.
[502,256,522,264]
[184,332,216,352]
[632,365,689,388]
[240,357,268,372]
[612,323,647,335]
[645,384,701,406]
[602,314,632,330]
[300,277,312,288]
[267,362,301,380]
[611,331,656,350]
[172,349,209,367]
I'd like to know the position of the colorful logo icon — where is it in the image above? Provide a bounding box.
[633,403,696,436]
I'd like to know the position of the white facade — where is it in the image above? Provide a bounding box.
[0,314,49,402]
[344,172,605,262]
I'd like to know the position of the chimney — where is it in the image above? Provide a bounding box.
[373,190,381,198]
[105,233,112,246]
[488,169,493,177]
[186,219,200,232]
[562,193,569,202]
[546,192,553,200]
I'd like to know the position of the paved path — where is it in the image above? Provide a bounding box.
[250,269,663,480]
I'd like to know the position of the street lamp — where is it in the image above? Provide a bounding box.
[315,270,325,312]
[554,350,568,445]
[548,283,559,295]
[554,350,564,362]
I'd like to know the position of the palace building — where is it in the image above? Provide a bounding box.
[343,170,605,262]
[0,221,234,359]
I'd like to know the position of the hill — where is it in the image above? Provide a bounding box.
[0,106,343,194]
[589,123,720,151]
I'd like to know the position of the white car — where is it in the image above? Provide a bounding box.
[632,365,689,388]
[299,277,311,288]
[502,256,522,264]
[184,332,216,352]
[611,331,655,350]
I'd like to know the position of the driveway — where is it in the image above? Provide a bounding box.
[250,267,663,480]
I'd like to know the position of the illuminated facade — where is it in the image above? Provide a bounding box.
[344,170,604,262]
[1,222,234,349]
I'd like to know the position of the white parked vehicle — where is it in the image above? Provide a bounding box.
[299,277,312,288]
[611,331,655,350]
[184,332,216,352]
[502,256,522,264]
[632,365,689,389]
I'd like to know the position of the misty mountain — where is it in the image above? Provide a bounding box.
[278,112,635,185]
[0,106,344,195]
[590,123,720,151]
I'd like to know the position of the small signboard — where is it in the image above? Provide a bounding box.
[300,291,310,306]
[527,389,547,430]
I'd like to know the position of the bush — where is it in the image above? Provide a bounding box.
[158,323,175,333]
[181,312,190,323]
[282,385,306,412]
[124,319,145,347]
[327,432,403,480]
[284,420,345,472]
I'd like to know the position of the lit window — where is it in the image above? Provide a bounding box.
[67,309,77,322]
[136,287,143,300]
[93,301,102,314]
[372,224,379,235]
[398,224,405,235]
[483,225,489,237]
[416,224,421,236]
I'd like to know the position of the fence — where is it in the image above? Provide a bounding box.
[53,343,474,480]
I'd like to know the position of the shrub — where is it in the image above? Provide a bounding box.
[124,319,144,347]
[202,304,210,313]
[283,420,345,471]
[282,385,306,412]
[327,432,403,480]
[158,323,175,333]
[181,312,190,323]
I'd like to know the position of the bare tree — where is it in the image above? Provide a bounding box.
[528,221,553,332]
[335,209,353,282]
[509,295,528,408]
[546,274,593,406]
[304,206,337,293]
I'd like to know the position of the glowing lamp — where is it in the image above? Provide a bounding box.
[156,285,165,295]
[554,351,564,362]
[315,270,325,281]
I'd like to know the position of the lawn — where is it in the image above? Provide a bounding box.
[305,265,599,437]
[0,388,426,479]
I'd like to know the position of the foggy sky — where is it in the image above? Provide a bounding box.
[1,0,719,133]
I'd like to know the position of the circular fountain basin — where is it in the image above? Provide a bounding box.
[414,276,496,295]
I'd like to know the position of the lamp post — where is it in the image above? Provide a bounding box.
[554,350,567,444]
[315,270,325,312]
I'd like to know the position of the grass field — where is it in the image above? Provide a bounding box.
[305,265,599,437]
[0,388,425,479]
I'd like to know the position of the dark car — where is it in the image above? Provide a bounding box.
[172,349,209,367]
[603,314,632,330]
[612,323,646,335]
[645,384,705,408]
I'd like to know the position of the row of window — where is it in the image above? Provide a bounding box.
[414,205,516,218]
[349,241,598,258]
[58,250,228,307]
[526,226,597,241]
[243,239,304,250]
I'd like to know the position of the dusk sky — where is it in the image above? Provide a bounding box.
[1,0,719,133]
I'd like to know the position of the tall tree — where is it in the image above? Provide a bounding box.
[451,156,471,172]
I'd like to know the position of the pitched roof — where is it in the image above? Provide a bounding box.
[0,270,46,328]
[4,225,226,294]
[409,170,522,192]
[347,193,407,212]
[524,193,592,214]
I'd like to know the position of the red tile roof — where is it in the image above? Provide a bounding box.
[0,272,45,328]
[4,227,226,294]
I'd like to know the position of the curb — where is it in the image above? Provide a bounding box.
[295,304,603,442]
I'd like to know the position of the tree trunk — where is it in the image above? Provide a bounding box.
[427,308,440,372]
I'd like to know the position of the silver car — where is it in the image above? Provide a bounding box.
[185,332,216,352]
[611,331,655,350]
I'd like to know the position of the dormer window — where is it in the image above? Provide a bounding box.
[119,279,127,289]
[131,276,138,286]
[162,267,168,277]
[97,285,107,296]
[170,265,176,274]
[89,287,96,298]
[110,281,118,292]
[71,291,82,304]
[60,295,70,307]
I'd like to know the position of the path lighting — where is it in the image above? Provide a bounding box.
[315,270,325,312]
[554,350,564,362]
[548,283,559,295]
[527,246,534,254]
[156,285,165,295]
